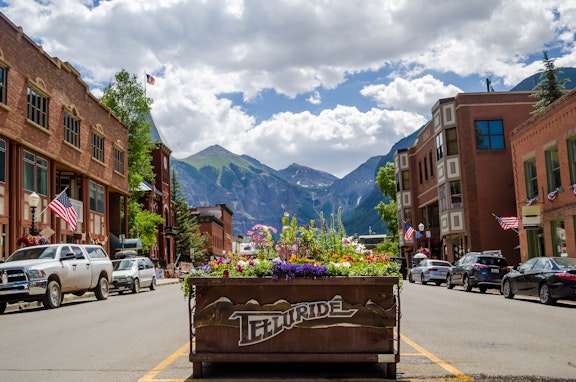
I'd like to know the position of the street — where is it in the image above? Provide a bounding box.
[0,280,575,381]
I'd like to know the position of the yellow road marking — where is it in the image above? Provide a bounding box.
[140,336,472,381]
[138,342,190,382]
[400,333,473,381]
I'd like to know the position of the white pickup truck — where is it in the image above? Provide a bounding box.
[0,244,113,313]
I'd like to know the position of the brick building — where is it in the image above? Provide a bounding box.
[396,91,534,266]
[511,88,576,262]
[0,13,129,259]
[191,204,234,258]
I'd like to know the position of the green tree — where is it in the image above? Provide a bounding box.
[171,170,208,264]
[531,51,569,114]
[101,70,162,248]
[375,162,398,240]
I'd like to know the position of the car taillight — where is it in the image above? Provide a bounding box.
[556,272,576,281]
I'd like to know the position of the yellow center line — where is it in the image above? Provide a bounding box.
[138,342,190,382]
[400,333,473,381]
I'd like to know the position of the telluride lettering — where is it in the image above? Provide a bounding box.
[229,298,357,346]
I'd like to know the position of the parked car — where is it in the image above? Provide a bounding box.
[501,256,576,305]
[389,256,408,280]
[409,259,452,285]
[446,250,509,293]
[0,244,112,312]
[111,257,156,294]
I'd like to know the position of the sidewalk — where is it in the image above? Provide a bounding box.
[3,276,181,313]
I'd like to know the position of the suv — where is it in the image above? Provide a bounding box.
[446,251,509,293]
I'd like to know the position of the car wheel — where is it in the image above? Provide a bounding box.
[446,274,455,289]
[42,280,62,309]
[150,277,156,290]
[479,286,487,293]
[0,302,6,314]
[435,281,442,286]
[539,284,557,305]
[94,277,109,300]
[502,279,514,299]
[408,272,415,283]
[463,275,472,292]
[421,274,428,285]
[132,278,140,294]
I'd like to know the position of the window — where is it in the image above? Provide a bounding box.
[0,66,6,105]
[0,139,5,183]
[567,138,576,185]
[524,158,538,199]
[450,181,462,208]
[429,152,434,177]
[446,127,458,155]
[64,112,80,147]
[550,220,566,257]
[545,146,561,191]
[475,120,504,150]
[402,170,410,191]
[438,184,447,212]
[23,151,48,195]
[89,181,105,213]
[424,157,428,180]
[435,132,444,160]
[27,87,49,128]
[395,173,400,192]
[91,132,104,162]
[114,147,125,174]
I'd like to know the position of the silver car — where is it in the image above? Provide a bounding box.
[111,257,157,294]
[409,259,452,286]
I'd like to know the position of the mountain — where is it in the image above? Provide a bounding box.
[172,128,420,237]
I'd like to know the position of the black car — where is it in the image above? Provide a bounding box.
[446,251,509,293]
[501,256,576,305]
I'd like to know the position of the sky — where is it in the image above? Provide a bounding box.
[1,0,575,178]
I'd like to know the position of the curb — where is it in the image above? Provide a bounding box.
[3,277,181,314]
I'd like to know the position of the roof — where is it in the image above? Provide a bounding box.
[146,114,171,150]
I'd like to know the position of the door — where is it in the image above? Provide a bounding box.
[61,246,92,290]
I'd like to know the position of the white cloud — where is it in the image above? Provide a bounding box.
[1,0,575,177]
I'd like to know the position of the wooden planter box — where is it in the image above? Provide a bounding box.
[188,276,400,379]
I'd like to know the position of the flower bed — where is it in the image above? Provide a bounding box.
[185,212,401,379]
[185,211,401,286]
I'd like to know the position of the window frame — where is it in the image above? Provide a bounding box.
[27,86,49,129]
[64,111,81,148]
[113,147,125,174]
[475,119,505,150]
[0,65,6,105]
[545,146,561,192]
[91,131,105,163]
[524,158,538,199]
[23,150,48,195]
[89,181,105,213]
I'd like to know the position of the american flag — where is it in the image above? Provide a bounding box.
[495,215,518,230]
[404,223,415,241]
[146,73,155,85]
[48,192,78,231]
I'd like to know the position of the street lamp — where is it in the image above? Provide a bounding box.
[28,192,40,236]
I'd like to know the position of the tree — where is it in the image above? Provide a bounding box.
[375,162,398,241]
[171,170,208,264]
[531,51,569,114]
[101,70,162,248]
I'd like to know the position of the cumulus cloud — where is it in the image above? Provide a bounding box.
[1,0,575,177]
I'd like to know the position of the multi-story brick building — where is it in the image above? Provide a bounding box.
[0,13,129,259]
[396,91,534,266]
[191,204,234,258]
[511,88,576,262]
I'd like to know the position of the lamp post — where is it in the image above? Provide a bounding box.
[28,192,40,236]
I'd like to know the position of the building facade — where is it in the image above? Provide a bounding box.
[396,91,535,266]
[511,88,576,262]
[191,204,234,258]
[0,13,129,259]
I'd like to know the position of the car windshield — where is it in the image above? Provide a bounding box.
[477,257,507,266]
[7,247,56,261]
[554,257,576,270]
[430,261,451,267]
[113,259,135,271]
